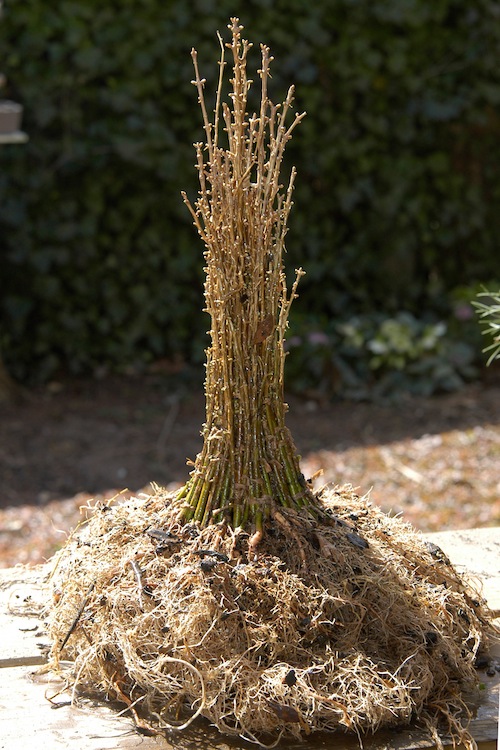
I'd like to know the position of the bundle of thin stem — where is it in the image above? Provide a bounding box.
[178,19,308,531]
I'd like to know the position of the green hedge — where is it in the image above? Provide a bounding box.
[1,0,500,385]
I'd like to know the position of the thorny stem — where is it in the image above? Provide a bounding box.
[177,18,310,532]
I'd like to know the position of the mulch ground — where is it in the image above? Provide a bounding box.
[0,366,499,568]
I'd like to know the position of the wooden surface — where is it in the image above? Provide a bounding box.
[1,528,498,750]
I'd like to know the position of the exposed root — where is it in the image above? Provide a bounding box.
[44,484,497,745]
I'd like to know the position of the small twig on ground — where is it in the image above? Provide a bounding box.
[380,447,425,484]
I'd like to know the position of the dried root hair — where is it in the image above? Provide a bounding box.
[45,486,497,746]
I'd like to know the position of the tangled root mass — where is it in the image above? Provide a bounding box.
[46,485,495,746]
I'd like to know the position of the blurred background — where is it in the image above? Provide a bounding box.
[0,0,499,565]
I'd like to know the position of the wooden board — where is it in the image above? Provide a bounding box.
[1,530,498,750]
[0,566,47,668]
[428,528,500,614]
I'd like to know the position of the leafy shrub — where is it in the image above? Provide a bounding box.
[286,309,478,401]
[473,289,500,364]
[1,1,500,389]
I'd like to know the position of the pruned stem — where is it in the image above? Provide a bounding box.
[177,18,309,531]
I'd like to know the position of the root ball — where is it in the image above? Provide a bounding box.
[45,485,494,745]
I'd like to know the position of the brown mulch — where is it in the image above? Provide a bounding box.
[0,367,499,568]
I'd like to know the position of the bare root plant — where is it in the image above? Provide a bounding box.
[45,18,497,749]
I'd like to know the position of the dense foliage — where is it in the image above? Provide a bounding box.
[473,289,500,364]
[1,0,499,394]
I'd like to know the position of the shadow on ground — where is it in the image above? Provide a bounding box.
[0,367,498,508]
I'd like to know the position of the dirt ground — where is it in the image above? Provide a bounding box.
[0,365,499,568]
